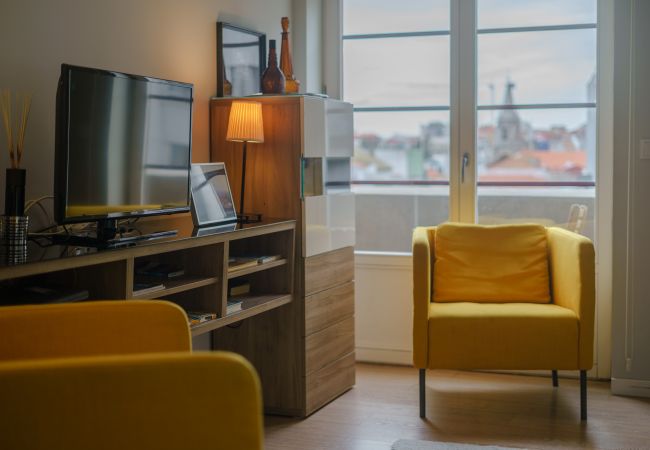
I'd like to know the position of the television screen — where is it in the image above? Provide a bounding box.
[55,64,193,223]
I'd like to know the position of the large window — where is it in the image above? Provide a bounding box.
[343,0,597,252]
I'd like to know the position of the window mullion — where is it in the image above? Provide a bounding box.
[451,0,478,223]
[449,0,461,221]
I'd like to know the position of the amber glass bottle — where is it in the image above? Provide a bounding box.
[261,39,285,94]
[217,52,232,97]
[280,17,300,94]
[222,61,232,96]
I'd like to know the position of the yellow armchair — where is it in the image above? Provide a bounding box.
[413,224,595,421]
[0,300,264,450]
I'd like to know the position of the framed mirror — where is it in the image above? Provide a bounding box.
[216,22,266,97]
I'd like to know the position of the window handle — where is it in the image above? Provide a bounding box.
[461,152,470,183]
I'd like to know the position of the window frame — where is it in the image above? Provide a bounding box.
[337,0,614,380]
[342,0,599,224]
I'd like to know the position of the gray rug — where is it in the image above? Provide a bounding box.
[392,440,526,450]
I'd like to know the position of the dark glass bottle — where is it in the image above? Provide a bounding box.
[280,17,300,94]
[261,39,285,94]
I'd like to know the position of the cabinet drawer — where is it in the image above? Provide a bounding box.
[306,352,355,415]
[306,316,355,375]
[305,281,354,335]
[304,246,354,296]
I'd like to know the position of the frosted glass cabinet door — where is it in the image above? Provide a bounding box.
[303,97,353,158]
[304,193,356,258]
[326,99,354,158]
[302,96,355,257]
[303,97,327,158]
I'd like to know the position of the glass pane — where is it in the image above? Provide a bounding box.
[478,0,596,30]
[353,111,450,252]
[344,37,450,107]
[344,0,449,35]
[477,108,595,183]
[477,186,595,239]
[355,189,450,252]
[353,111,450,182]
[478,29,597,105]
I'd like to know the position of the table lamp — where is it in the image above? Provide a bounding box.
[226,100,264,223]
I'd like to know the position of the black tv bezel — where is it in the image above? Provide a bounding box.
[54,63,194,225]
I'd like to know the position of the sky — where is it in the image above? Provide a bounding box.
[342,0,597,137]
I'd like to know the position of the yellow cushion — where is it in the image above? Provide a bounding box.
[427,302,579,369]
[433,223,551,303]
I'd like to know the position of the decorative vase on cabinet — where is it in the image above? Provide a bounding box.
[261,39,285,94]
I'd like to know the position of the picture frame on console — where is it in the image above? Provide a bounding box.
[190,163,238,229]
[216,22,266,97]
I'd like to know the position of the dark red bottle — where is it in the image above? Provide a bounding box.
[261,39,285,94]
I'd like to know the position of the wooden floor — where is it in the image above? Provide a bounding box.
[265,363,650,450]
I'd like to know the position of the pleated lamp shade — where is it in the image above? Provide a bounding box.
[226,101,265,143]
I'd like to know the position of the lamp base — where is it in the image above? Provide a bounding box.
[237,213,262,224]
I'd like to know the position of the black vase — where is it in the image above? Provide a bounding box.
[4,168,26,216]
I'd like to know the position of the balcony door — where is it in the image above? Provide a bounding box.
[343,0,598,251]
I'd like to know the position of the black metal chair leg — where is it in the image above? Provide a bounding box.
[419,369,426,418]
[580,370,587,421]
[552,370,559,387]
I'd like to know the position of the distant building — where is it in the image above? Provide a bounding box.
[493,80,528,162]
[420,121,448,157]
[487,149,587,181]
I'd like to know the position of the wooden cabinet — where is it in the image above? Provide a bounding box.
[210,95,356,417]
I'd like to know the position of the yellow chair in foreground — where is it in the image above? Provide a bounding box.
[413,223,595,421]
[0,300,263,450]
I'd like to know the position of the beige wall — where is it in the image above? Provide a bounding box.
[0,0,291,204]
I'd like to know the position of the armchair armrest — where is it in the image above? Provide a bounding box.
[0,351,263,450]
[413,226,436,368]
[547,227,596,369]
[0,300,191,362]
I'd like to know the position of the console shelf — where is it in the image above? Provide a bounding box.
[0,219,296,342]
[132,276,220,299]
[190,293,292,336]
[227,258,287,279]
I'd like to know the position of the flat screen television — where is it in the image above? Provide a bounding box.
[54,64,193,243]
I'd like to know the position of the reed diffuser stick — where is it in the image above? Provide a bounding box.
[16,93,31,168]
[1,90,31,169]
[0,90,15,168]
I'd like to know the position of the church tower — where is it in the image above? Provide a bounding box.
[493,79,526,161]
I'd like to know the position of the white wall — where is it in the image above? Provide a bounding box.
[355,252,413,365]
[611,0,650,397]
[292,0,323,94]
[0,0,291,208]
[322,0,342,98]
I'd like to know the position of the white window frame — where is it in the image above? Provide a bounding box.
[332,0,614,379]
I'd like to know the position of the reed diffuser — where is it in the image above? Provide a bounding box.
[1,89,31,216]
